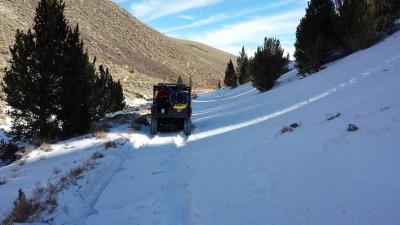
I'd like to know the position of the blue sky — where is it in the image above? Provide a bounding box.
[112,0,308,58]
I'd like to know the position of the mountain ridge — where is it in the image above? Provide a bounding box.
[0,0,236,100]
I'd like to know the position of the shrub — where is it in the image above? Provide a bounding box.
[2,189,39,225]
[2,155,102,224]
[68,166,85,180]
[93,130,108,139]
[40,143,52,152]
[91,152,105,160]
[347,124,359,132]
[0,140,20,165]
[281,123,300,134]
[104,141,117,149]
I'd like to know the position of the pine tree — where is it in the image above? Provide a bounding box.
[91,65,112,120]
[2,0,126,141]
[33,0,69,139]
[110,79,125,112]
[90,65,125,120]
[250,37,289,92]
[224,60,237,88]
[237,47,250,85]
[2,30,37,140]
[105,67,125,112]
[177,76,183,84]
[3,0,70,141]
[294,0,339,75]
[58,25,95,137]
[333,0,376,54]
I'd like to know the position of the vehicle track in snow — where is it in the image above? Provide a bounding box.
[53,138,133,225]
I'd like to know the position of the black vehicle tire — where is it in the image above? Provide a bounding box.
[151,117,158,135]
[183,118,192,136]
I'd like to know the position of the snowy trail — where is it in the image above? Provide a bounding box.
[1,33,400,225]
[82,32,400,225]
[54,139,133,225]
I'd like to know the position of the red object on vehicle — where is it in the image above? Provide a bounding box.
[156,88,169,100]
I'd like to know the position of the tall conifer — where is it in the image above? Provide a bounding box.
[224,60,237,88]
[251,37,289,92]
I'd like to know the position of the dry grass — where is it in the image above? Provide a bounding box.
[127,129,137,134]
[1,189,40,225]
[93,130,108,139]
[40,143,52,152]
[1,145,109,224]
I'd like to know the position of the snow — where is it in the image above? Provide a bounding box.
[1,32,400,224]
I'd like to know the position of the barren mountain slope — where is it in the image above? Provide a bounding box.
[0,0,235,99]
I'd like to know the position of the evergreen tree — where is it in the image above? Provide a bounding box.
[294,0,339,75]
[2,0,70,140]
[91,65,112,120]
[334,0,376,54]
[177,76,183,84]
[33,0,69,139]
[90,65,125,120]
[2,0,125,141]
[369,0,400,34]
[224,60,237,88]
[58,25,95,137]
[237,47,250,85]
[2,30,38,140]
[110,79,125,112]
[250,37,289,92]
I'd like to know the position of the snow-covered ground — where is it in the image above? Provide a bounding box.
[1,32,400,224]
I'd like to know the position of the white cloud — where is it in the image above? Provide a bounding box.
[162,0,301,33]
[178,14,195,20]
[130,0,224,21]
[190,9,304,58]
[162,13,228,33]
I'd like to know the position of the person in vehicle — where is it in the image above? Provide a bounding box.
[156,87,170,113]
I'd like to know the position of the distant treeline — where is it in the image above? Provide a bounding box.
[295,0,400,74]
[223,0,400,91]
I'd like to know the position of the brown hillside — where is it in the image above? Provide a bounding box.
[0,0,236,100]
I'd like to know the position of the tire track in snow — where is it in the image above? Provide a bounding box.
[161,150,196,225]
[56,140,133,225]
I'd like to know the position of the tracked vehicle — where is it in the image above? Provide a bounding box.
[150,83,192,135]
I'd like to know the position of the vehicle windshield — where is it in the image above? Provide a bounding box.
[169,91,189,104]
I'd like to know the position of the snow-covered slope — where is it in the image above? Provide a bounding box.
[1,32,400,225]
